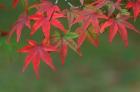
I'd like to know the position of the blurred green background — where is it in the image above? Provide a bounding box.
[0,0,140,92]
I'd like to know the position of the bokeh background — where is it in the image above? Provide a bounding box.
[0,0,140,92]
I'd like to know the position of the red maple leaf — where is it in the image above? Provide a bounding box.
[8,12,31,42]
[18,40,57,79]
[126,0,140,19]
[100,14,140,47]
[74,7,107,34]
[73,7,106,48]
[30,11,66,40]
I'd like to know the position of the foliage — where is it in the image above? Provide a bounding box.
[0,0,139,78]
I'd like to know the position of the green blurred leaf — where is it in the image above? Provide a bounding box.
[121,9,130,15]
[64,32,79,39]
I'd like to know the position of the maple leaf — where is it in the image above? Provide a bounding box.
[126,0,140,19]
[73,7,107,34]
[8,12,31,42]
[18,40,57,79]
[12,0,19,8]
[30,11,66,40]
[52,31,81,65]
[100,14,140,47]
[72,7,106,48]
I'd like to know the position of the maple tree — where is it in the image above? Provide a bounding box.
[1,0,139,78]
